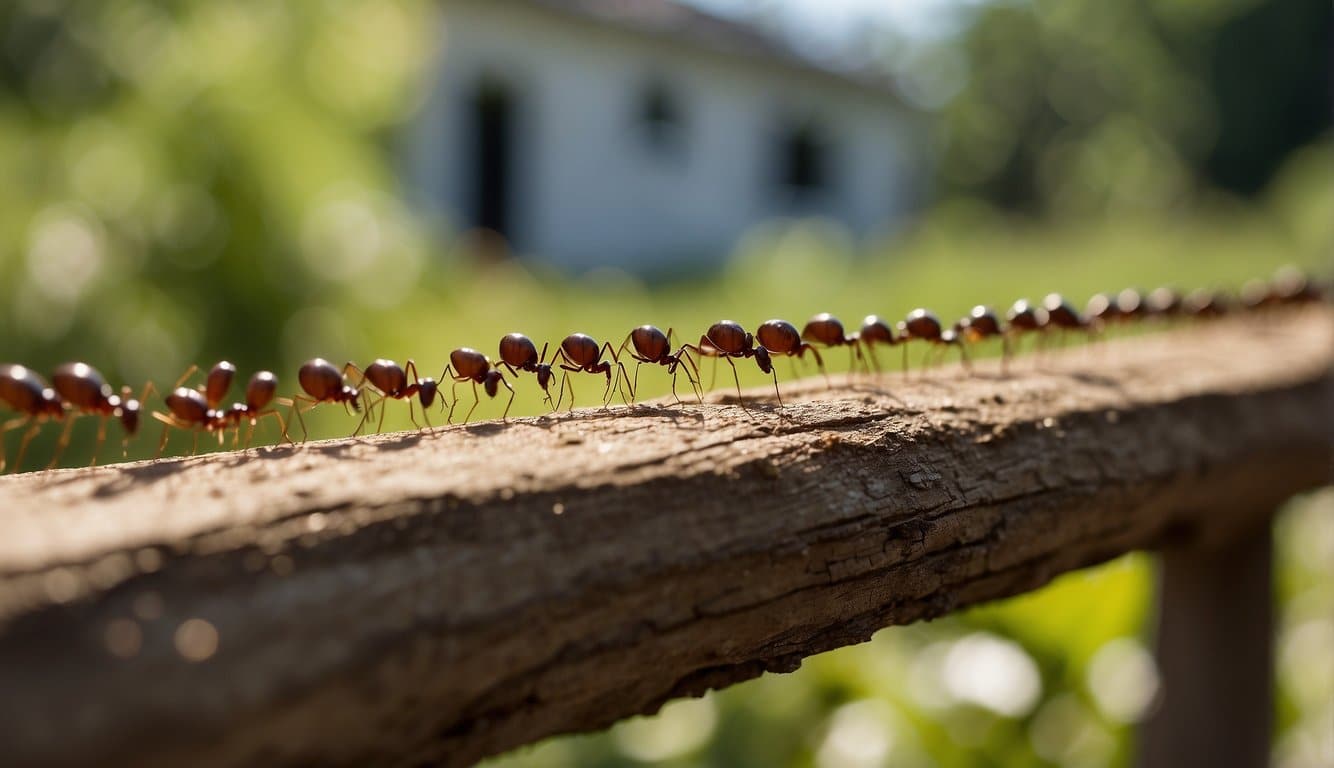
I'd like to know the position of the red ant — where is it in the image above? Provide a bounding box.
[49,362,148,468]
[957,305,1008,368]
[755,318,825,399]
[1183,289,1230,319]
[1145,287,1183,319]
[1005,299,1049,359]
[1086,293,1127,328]
[498,333,557,408]
[219,371,289,448]
[155,361,282,453]
[288,358,364,441]
[350,359,440,432]
[1,364,64,473]
[549,333,630,410]
[1041,294,1095,347]
[854,315,903,372]
[899,309,968,372]
[617,326,702,404]
[442,348,515,422]
[153,386,222,456]
[800,313,862,376]
[685,321,775,407]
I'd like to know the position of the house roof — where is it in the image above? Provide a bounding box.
[500,0,903,100]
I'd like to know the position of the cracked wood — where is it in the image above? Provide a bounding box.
[0,309,1330,768]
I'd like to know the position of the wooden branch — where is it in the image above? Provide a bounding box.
[0,310,1330,768]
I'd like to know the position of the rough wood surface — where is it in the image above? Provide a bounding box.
[0,310,1330,768]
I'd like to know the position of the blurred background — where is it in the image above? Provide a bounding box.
[1,0,1330,764]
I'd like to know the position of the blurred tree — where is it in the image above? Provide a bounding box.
[936,0,1332,214]
[0,0,436,387]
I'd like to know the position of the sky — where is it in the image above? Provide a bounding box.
[682,0,979,46]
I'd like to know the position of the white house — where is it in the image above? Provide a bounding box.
[407,0,921,273]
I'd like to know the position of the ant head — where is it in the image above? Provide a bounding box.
[344,386,362,411]
[418,378,439,408]
[499,333,538,368]
[483,370,503,398]
[118,397,142,435]
[754,345,773,374]
[756,319,801,355]
[40,387,63,418]
[247,371,278,411]
[536,366,554,390]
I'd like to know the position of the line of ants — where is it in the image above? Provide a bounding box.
[1,270,1325,473]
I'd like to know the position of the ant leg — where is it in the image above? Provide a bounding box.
[902,343,910,375]
[799,343,828,387]
[449,379,464,423]
[48,416,79,470]
[614,362,632,407]
[770,367,783,408]
[958,343,972,374]
[172,364,200,390]
[152,411,184,457]
[465,381,481,423]
[272,397,297,444]
[632,361,643,404]
[1,416,32,473]
[15,421,42,474]
[724,357,744,407]
[500,376,516,421]
[286,394,316,442]
[89,415,108,467]
[192,431,199,456]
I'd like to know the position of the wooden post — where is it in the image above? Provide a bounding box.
[1141,519,1275,768]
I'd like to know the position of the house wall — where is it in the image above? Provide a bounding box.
[408,0,916,272]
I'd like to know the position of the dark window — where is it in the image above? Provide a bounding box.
[778,123,826,191]
[638,80,682,150]
[469,79,514,238]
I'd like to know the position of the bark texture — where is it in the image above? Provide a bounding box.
[0,310,1330,768]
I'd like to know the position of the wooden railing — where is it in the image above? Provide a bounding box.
[0,309,1329,768]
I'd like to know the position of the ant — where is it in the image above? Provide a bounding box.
[1271,266,1324,306]
[685,320,775,407]
[1,364,64,473]
[1145,287,1183,319]
[350,359,440,433]
[219,371,290,448]
[442,348,515,422]
[1183,289,1230,319]
[617,326,702,404]
[153,386,223,456]
[49,362,148,468]
[1005,299,1049,359]
[958,305,1009,368]
[152,360,235,455]
[288,358,364,441]
[756,318,825,398]
[549,333,630,411]
[854,315,903,373]
[1086,293,1127,328]
[498,333,557,408]
[1042,294,1094,347]
[801,313,861,375]
[899,309,969,372]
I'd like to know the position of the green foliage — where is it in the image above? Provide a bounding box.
[935,0,1332,213]
[0,2,1330,765]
